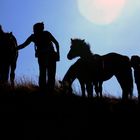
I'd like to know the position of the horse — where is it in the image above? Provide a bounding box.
[131,55,140,101]
[60,58,100,97]
[67,38,133,99]
[0,32,18,86]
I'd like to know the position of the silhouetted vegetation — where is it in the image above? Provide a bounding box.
[0,80,139,139]
[0,80,139,112]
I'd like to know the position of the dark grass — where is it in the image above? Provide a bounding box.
[0,82,140,139]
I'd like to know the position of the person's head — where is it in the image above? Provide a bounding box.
[33,22,44,34]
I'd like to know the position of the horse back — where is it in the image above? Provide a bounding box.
[102,53,131,71]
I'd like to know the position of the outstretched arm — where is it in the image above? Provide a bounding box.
[17,35,33,50]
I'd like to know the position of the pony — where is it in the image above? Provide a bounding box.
[67,38,133,99]
[0,31,18,86]
[131,55,140,101]
[60,58,100,97]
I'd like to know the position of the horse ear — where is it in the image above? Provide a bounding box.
[59,80,62,85]
[10,32,13,35]
[82,39,85,42]
[71,38,73,42]
[41,22,44,25]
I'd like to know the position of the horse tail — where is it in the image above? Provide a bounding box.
[116,55,133,99]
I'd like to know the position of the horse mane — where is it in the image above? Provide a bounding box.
[72,38,92,54]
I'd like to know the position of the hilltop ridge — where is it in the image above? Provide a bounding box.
[0,83,139,139]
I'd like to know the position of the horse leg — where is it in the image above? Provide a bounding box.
[136,83,140,103]
[125,69,133,99]
[10,57,17,87]
[86,82,93,98]
[99,81,103,98]
[79,80,86,97]
[1,63,10,84]
[10,68,15,87]
[94,82,99,97]
[116,74,129,100]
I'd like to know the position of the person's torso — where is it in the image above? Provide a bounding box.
[32,31,55,54]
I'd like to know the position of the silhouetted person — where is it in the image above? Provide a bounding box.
[131,55,140,101]
[0,25,18,85]
[17,22,60,92]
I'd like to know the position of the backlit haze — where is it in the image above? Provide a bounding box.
[77,0,126,25]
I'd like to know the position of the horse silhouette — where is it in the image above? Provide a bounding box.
[131,55,140,101]
[60,58,100,97]
[67,38,133,99]
[0,28,18,86]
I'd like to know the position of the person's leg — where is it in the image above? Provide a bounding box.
[47,60,56,92]
[38,56,47,89]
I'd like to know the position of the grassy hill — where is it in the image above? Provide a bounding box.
[0,82,139,139]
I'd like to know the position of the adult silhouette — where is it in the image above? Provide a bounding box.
[17,22,60,92]
[0,25,18,85]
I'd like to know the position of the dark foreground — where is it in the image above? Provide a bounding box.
[0,84,140,139]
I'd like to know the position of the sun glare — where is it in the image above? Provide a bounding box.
[77,0,126,25]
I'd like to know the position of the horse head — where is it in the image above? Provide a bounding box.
[131,55,140,69]
[67,38,91,60]
[59,80,73,95]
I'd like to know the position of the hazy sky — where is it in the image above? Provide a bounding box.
[0,0,140,97]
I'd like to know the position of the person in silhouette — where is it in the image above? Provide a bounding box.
[17,22,60,92]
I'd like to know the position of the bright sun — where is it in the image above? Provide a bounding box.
[77,0,126,25]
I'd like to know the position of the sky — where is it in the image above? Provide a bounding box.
[0,0,140,97]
